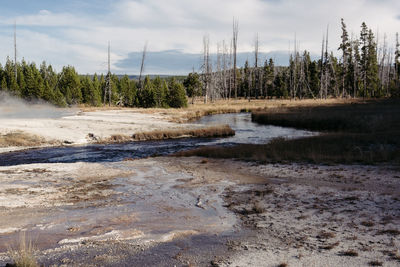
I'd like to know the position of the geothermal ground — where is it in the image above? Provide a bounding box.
[0,101,399,266]
[0,157,399,266]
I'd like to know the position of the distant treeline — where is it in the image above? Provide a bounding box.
[195,19,400,101]
[0,60,187,108]
[1,20,399,108]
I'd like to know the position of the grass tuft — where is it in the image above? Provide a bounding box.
[7,232,38,267]
[339,249,359,257]
[0,131,50,147]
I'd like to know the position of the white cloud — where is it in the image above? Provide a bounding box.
[0,0,399,74]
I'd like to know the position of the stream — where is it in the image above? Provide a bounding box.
[0,113,314,166]
[0,112,315,265]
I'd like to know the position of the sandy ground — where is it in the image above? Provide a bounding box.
[0,109,204,153]
[0,156,399,266]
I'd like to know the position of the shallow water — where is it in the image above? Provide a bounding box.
[0,113,316,263]
[0,113,315,166]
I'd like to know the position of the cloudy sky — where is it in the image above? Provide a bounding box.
[0,0,399,75]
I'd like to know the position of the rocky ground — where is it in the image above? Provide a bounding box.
[0,157,399,266]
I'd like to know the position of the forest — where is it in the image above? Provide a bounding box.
[0,19,399,108]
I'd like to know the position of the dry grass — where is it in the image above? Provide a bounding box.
[251,99,400,133]
[317,231,336,239]
[319,241,340,250]
[0,131,50,147]
[132,125,234,140]
[99,125,235,143]
[7,232,38,267]
[81,98,356,123]
[176,100,400,165]
[174,133,400,164]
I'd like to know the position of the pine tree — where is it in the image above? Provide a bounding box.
[153,76,167,107]
[366,29,380,97]
[1,77,7,90]
[139,76,155,108]
[59,66,82,105]
[168,78,187,108]
[263,58,274,98]
[360,22,369,97]
[338,18,351,97]
[183,72,202,104]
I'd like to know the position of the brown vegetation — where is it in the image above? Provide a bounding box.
[174,133,400,164]
[99,125,235,143]
[7,232,38,267]
[0,131,51,147]
[177,100,400,164]
[339,249,359,256]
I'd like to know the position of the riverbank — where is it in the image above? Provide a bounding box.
[0,98,357,154]
[178,99,400,165]
[0,157,399,266]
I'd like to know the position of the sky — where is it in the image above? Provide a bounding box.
[0,0,399,75]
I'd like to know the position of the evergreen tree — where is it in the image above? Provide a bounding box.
[183,72,202,104]
[5,57,18,93]
[153,76,168,107]
[168,78,187,108]
[338,18,351,97]
[1,77,7,90]
[59,66,82,105]
[16,64,25,97]
[360,22,369,97]
[118,75,136,106]
[139,76,155,108]
[366,29,380,97]
[91,74,103,106]
[263,58,274,98]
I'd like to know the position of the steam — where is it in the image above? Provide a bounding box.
[0,91,76,119]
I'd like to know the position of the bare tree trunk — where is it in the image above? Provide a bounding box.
[228,39,233,100]
[320,35,325,99]
[232,18,238,98]
[324,25,329,99]
[252,33,259,101]
[138,42,148,90]
[203,35,211,103]
[222,40,228,99]
[104,41,112,106]
[14,21,17,81]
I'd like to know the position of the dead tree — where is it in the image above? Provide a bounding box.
[14,21,17,81]
[228,39,233,99]
[215,42,222,101]
[138,42,148,89]
[202,35,211,103]
[324,25,330,99]
[232,18,238,98]
[320,34,325,99]
[222,40,228,99]
[253,33,259,99]
[104,41,112,106]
